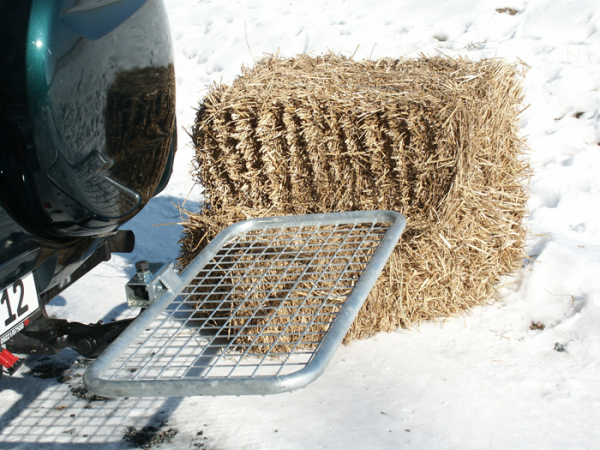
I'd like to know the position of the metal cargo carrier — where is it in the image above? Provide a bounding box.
[84,211,406,397]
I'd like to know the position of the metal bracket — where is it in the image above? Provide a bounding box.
[126,262,179,308]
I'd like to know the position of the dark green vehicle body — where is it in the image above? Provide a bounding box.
[0,0,176,345]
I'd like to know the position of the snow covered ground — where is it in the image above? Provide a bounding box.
[2,0,600,448]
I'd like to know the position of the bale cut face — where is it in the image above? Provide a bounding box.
[181,54,529,345]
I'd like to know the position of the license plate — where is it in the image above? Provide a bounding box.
[0,273,40,345]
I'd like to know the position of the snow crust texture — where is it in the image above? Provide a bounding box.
[2,0,600,449]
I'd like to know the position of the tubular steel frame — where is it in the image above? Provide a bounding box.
[84,211,406,397]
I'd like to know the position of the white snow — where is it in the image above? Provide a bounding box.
[2,0,600,448]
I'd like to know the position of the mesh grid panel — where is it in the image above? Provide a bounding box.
[103,221,389,382]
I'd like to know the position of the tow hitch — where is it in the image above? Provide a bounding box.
[7,316,135,358]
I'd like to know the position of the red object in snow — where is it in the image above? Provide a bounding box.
[0,348,23,375]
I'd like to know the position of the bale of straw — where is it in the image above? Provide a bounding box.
[180,54,530,344]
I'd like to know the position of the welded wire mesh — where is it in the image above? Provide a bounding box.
[103,221,390,382]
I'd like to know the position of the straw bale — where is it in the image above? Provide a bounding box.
[180,54,530,346]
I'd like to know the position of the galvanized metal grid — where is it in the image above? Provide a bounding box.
[84,211,406,397]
